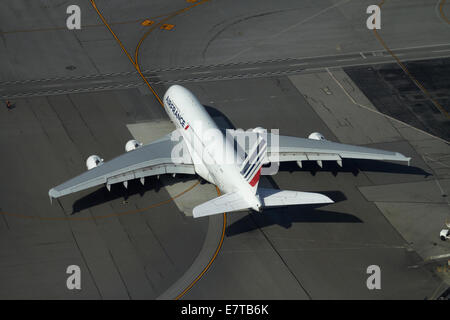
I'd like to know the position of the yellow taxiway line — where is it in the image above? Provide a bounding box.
[175,187,227,300]
[89,0,227,300]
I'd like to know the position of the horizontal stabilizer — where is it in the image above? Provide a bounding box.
[192,188,334,218]
[258,188,334,207]
[193,192,250,218]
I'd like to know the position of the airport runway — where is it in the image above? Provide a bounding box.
[0,0,449,299]
[2,43,450,99]
[1,0,450,81]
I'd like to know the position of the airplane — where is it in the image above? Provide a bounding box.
[49,85,411,218]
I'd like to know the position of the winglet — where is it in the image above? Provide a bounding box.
[48,188,58,204]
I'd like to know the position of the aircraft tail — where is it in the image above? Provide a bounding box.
[239,134,267,193]
[192,188,333,218]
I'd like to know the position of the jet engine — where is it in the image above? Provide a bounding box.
[308,132,326,141]
[125,139,143,152]
[86,155,104,170]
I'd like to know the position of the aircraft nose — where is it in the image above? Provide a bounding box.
[166,84,184,96]
[164,85,186,104]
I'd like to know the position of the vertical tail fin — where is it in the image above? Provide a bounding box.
[239,134,267,193]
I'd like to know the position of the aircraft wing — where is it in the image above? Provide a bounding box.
[267,134,411,166]
[49,131,194,200]
[230,130,410,167]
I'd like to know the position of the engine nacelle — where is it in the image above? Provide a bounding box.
[125,139,143,152]
[308,132,326,141]
[86,155,104,170]
[440,229,450,241]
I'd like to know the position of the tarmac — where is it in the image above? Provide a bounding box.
[0,0,449,299]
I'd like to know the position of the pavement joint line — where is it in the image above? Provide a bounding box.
[290,62,309,66]
[422,155,450,168]
[0,1,207,223]
[430,282,446,300]
[89,0,164,106]
[7,52,450,99]
[424,155,450,169]
[248,213,312,299]
[327,65,450,226]
[337,58,358,62]
[433,49,450,53]
[325,68,449,144]
[0,180,201,221]
[221,0,352,63]
[174,186,227,300]
[137,44,450,72]
[374,0,449,119]
[323,53,450,70]
[90,0,228,300]
[0,12,179,35]
[3,44,450,86]
[432,178,450,206]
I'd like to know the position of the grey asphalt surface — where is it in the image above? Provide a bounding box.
[178,76,448,299]
[0,0,449,299]
[2,0,450,81]
[3,43,450,99]
[345,58,450,141]
[0,88,208,299]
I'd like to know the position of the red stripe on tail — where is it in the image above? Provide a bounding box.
[249,168,262,187]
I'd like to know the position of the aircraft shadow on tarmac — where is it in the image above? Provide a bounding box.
[70,175,195,214]
[276,159,430,177]
[225,194,359,237]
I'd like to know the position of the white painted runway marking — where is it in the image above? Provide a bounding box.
[192,71,212,75]
[289,62,309,66]
[337,58,358,62]
[239,67,259,71]
[41,83,63,88]
[432,49,450,53]
[326,68,448,143]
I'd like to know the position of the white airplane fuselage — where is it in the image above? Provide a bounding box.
[163,85,262,211]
